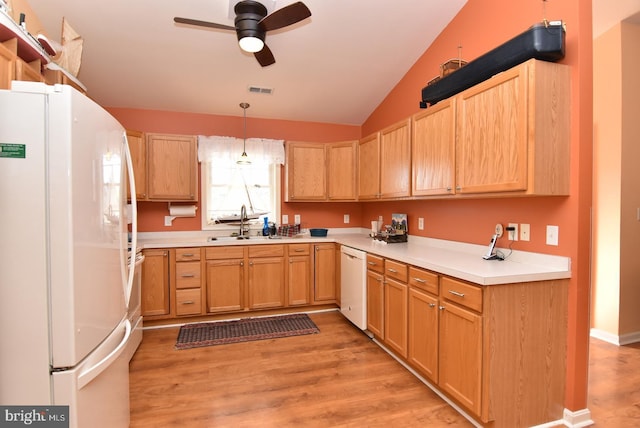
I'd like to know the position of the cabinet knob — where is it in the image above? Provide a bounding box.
[456,186,461,191]
[249,261,254,266]
[439,306,446,311]
[429,303,436,308]
[446,187,452,192]
[240,261,244,267]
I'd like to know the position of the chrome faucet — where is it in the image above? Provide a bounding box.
[239,204,248,238]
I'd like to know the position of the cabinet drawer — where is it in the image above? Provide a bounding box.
[288,243,310,256]
[206,246,245,260]
[176,289,201,316]
[385,259,408,283]
[409,266,439,295]
[175,261,201,289]
[249,244,284,258]
[440,276,483,313]
[366,254,384,274]
[175,247,201,261]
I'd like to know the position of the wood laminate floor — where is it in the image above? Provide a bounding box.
[129,311,640,427]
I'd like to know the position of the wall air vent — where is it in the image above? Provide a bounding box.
[248,85,274,95]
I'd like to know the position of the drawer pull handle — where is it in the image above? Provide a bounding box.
[181,300,195,305]
[413,277,427,283]
[294,249,305,252]
[181,274,195,278]
[448,290,465,298]
[182,253,195,257]
[387,268,398,273]
[367,261,377,265]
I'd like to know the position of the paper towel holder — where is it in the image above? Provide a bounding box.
[165,202,198,226]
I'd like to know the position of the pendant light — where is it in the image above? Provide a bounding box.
[237,102,251,165]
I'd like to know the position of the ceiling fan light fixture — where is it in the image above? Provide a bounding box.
[238,36,264,53]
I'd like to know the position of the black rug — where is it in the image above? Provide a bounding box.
[175,313,319,350]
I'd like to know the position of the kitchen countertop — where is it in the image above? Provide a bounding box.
[136,230,571,286]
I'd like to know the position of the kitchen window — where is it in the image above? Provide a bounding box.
[198,136,285,232]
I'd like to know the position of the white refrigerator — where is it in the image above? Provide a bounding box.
[0,82,138,427]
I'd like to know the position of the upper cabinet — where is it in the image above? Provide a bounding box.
[455,59,570,196]
[126,130,146,200]
[358,119,411,200]
[146,133,198,201]
[285,141,357,202]
[412,99,456,196]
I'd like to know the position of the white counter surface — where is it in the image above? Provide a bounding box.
[137,230,571,286]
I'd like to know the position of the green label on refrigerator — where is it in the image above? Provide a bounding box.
[0,143,26,158]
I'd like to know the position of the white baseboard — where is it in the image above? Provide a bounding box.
[590,328,640,345]
[562,408,594,427]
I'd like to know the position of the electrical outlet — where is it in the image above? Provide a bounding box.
[164,216,172,227]
[344,214,350,224]
[282,214,288,224]
[495,223,503,238]
[418,218,424,230]
[508,223,518,241]
[520,223,530,241]
[546,225,559,246]
[294,214,301,224]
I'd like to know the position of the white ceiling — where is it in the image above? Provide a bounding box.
[27,0,467,125]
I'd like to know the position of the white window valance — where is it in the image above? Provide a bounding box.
[198,135,285,164]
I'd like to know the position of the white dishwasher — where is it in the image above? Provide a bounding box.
[340,245,367,329]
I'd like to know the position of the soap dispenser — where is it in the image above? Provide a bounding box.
[262,217,269,236]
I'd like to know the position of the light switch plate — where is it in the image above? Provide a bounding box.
[282,214,288,224]
[546,225,559,246]
[520,223,530,241]
[418,218,424,230]
[344,214,350,224]
[294,214,300,224]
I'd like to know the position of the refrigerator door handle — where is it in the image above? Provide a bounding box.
[77,319,131,389]
[123,132,138,308]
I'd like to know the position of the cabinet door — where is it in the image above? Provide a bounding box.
[313,243,336,303]
[141,249,170,317]
[288,255,311,306]
[248,257,285,309]
[285,142,327,201]
[206,259,244,313]
[126,130,146,200]
[0,42,15,90]
[408,288,439,382]
[357,133,380,200]
[456,65,527,194]
[384,277,408,358]
[366,270,384,339]
[439,302,482,416]
[380,118,411,198]
[15,59,43,83]
[327,140,357,201]
[412,99,456,196]
[146,133,198,200]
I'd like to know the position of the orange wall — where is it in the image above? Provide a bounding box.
[361,0,593,413]
[109,0,593,413]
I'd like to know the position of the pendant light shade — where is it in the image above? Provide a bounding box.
[237,102,251,165]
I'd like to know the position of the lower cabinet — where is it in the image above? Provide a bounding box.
[248,245,286,309]
[368,254,568,427]
[287,244,312,306]
[313,243,337,303]
[205,246,245,313]
[140,249,170,318]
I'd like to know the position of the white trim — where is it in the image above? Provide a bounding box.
[590,328,640,346]
[561,408,594,427]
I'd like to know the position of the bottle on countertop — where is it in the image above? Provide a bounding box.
[263,217,270,236]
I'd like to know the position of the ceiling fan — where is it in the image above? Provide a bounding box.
[174,1,311,67]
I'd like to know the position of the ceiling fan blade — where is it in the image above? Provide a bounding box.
[254,44,275,67]
[173,17,236,31]
[259,2,311,32]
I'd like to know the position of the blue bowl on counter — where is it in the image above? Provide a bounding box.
[310,228,328,237]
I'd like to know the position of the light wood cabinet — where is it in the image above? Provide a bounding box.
[408,266,440,382]
[285,141,357,201]
[383,259,408,358]
[146,133,198,201]
[358,118,411,200]
[15,58,43,82]
[412,98,456,196]
[248,245,286,309]
[0,41,16,89]
[366,269,384,339]
[205,246,245,313]
[327,140,357,200]
[173,248,204,316]
[141,249,170,318]
[455,59,570,195]
[313,243,336,303]
[379,118,411,198]
[287,244,311,306]
[285,142,327,201]
[126,130,146,200]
